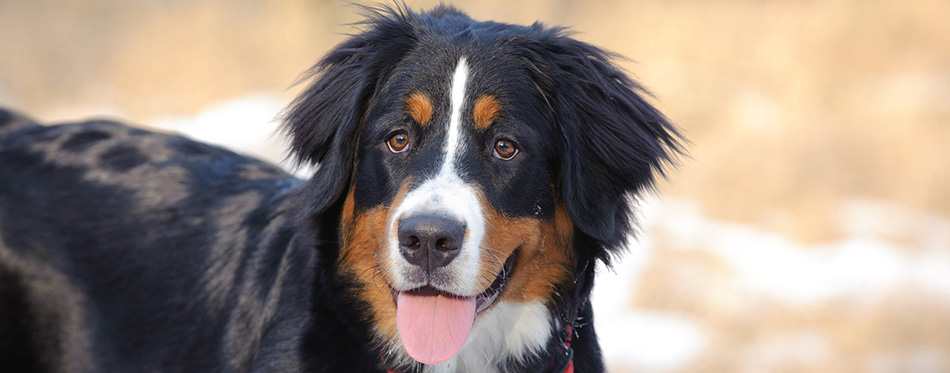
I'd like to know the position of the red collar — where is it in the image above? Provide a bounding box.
[386,325,574,373]
[557,325,575,373]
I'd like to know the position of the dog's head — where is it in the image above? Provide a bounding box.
[284,5,680,369]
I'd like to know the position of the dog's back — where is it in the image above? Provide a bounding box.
[0,108,317,372]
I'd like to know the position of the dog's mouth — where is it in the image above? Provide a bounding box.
[475,251,516,312]
[389,252,515,312]
[389,252,516,365]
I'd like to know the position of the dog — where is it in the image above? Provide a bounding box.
[0,5,681,372]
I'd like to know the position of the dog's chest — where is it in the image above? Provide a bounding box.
[422,300,553,373]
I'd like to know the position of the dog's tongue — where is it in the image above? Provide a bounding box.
[396,291,476,365]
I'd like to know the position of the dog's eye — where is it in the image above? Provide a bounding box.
[493,139,518,160]
[387,132,410,153]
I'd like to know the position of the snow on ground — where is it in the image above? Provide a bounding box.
[644,198,950,307]
[594,195,950,371]
[150,94,285,153]
[147,94,314,177]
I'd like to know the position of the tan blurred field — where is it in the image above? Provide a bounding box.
[1,0,948,371]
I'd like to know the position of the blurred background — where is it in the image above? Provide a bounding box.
[2,0,948,371]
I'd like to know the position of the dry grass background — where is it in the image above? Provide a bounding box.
[1,0,948,371]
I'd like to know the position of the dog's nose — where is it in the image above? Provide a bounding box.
[398,214,465,271]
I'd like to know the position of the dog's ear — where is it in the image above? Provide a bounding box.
[519,28,683,256]
[283,6,417,213]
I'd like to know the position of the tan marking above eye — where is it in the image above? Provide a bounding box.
[406,92,433,126]
[473,95,501,130]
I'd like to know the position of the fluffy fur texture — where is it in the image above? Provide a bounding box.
[0,5,680,372]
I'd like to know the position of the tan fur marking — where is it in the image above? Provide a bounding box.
[473,95,501,130]
[406,92,433,126]
[477,194,575,304]
[338,182,411,344]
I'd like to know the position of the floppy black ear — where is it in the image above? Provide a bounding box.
[521,29,682,255]
[282,6,417,213]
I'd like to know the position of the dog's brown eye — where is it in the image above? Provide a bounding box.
[388,132,410,153]
[493,139,518,160]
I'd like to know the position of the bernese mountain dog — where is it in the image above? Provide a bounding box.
[0,5,681,372]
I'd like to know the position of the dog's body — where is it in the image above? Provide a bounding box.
[0,6,680,373]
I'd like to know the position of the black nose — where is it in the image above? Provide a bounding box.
[398,214,465,271]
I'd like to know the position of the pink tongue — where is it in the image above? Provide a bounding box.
[396,291,477,365]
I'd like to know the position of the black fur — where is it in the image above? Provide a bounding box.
[0,4,680,372]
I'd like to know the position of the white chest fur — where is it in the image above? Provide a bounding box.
[425,300,553,373]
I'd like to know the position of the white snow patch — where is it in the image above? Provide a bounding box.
[592,200,707,370]
[147,94,315,176]
[742,330,832,371]
[594,308,707,371]
[870,347,949,373]
[592,196,950,370]
[646,198,950,306]
[150,94,284,152]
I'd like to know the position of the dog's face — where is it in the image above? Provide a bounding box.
[341,52,575,364]
[284,6,679,368]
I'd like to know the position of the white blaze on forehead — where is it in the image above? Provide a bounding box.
[387,57,486,295]
[444,56,469,172]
